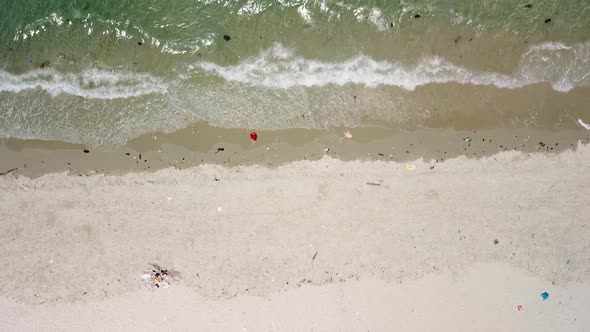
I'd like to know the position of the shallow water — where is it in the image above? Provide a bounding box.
[0,0,589,146]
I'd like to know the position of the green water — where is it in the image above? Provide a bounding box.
[0,0,589,146]
[2,0,589,66]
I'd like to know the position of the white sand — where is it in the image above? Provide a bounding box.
[0,145,589,331]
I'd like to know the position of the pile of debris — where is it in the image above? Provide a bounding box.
[141,263,181,289]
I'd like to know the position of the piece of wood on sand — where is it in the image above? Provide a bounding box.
[0,168,17,176]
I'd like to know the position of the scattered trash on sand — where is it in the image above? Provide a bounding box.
[142,263,181,289]
[517,305,523,311]
[366,182,381,186]
[250,132,258,142]
[406,164,416,171]
[493,239,499,245]
[541,291,549,301]
[344,130,352,139]
[215,147,225,153]
[463,137,472,143]
[578,119,590,130]
[312,251,318,261]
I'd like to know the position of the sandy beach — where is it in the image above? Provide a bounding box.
[1,139,589,331]
[2,0,590,330]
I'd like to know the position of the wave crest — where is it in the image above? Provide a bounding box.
[196,41,590,92]
[0,68,167,99]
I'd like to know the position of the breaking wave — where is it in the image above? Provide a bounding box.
[0,68,167,99]
[196,41,590,92]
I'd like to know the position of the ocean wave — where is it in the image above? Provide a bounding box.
[196,41,590,92]
[0,68,167,99]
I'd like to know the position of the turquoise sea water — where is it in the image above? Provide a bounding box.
[0,0,589,146]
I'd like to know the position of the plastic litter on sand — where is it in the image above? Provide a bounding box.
[142,263,181,289]
[250,132,258,141]
[406,164,417,171]
[541,292,549,301]
[344,130,352,139]
[578,119,590,130]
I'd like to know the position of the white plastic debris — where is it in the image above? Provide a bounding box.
[344,130,352,139]
[142,264,181,289]
[578,119,590,130]
[406,164,417,171]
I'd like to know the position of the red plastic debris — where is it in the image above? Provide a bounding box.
[517,305,523,311]
[250,132,258,142]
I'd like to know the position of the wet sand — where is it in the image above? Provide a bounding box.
[1,123,589,178]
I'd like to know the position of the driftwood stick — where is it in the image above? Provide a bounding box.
[0,168,17,176]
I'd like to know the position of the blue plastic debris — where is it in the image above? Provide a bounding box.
[541,292,549,301]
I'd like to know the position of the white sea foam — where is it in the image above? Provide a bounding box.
[297,2,313,24]
[525,41,572,52]
[196,42,590,92]
[0,68,167,99]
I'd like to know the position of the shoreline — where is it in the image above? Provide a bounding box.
[1,124,589,178]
